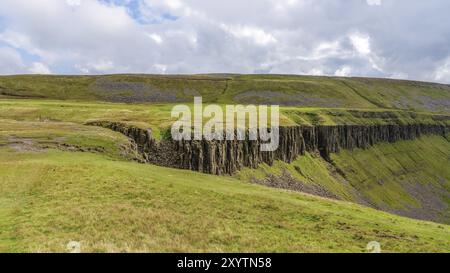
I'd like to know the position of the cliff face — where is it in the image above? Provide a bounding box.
[87,121,448,175]
[315,124,448,160]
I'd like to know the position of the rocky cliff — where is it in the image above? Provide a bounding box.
[87,121,448,175]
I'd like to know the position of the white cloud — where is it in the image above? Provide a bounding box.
[147,33,163,44]
[0,47,25,74]
[311,40,345,60]
[335,66,352,77]
[221,24,277,46]
[271,0,300,11]
[366,0,382,6]
[76,60,125,74]
[308,68,324,76]
[165,0,183,10]
[154,63,168,73]
[0,0,448,83]
[29,62,52,74]
[0,30,45,58]
[350,33,371,56]
[66,0,81,7]
[434,57,450,82]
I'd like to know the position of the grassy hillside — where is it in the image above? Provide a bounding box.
[0,147,449,252]
[0,116,449,252]
[238,136,450,223]
[0,118,140,161]
[0,74,449,253]
[1,74,449,113]
[0,99,448,140]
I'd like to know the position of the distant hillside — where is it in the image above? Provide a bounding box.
[1,74,449,113]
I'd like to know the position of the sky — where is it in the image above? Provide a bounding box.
[0,0,449,83]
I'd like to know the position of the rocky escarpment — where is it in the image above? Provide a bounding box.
[87,121,448,175]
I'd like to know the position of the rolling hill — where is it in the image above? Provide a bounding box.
[1,74,449,113]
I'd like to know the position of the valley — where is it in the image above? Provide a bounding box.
[0,74,449,252]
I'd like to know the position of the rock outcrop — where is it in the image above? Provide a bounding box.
[87,121,448,175]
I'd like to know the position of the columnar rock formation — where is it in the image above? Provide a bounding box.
[88,121,448,175]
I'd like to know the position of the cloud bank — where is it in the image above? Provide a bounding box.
[0,0,449,83]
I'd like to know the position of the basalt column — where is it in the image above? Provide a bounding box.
[88,121,448,175]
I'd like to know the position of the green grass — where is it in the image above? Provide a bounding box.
[0,99,448,141]
[237,153,357,201]
[0,118,139,161]
[1,74,449,113]
[330,136,450,221]
[0,148,449,253]
[0,74,449,252]
[238,136,450,223]
[0,119,448,252]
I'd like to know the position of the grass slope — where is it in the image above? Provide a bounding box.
[0,148,449,253]
[1,74,449,113]
[331,136,450,222]
[0,118,449,252]
[0,99,448,140]
[238,136,450,223]
[0,74,449,252]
